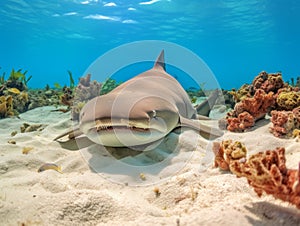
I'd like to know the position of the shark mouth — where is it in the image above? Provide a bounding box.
[89,119,152,133]
[93,125,150,133]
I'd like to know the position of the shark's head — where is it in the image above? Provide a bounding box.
[79,93,179,147]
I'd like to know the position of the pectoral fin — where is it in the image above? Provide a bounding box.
[179,116,224,139]
[54,126,83,142]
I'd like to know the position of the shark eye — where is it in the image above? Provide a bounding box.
[149,110,157,119]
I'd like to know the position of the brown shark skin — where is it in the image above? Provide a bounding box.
[55,50,223,147]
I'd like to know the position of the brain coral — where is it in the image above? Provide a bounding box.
[276,90,300,111]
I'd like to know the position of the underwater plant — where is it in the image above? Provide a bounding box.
[0,72,5,85]
[5,68,32,91]
[9,69,32,86]
[100,77,122,95]
[67,70,75,90]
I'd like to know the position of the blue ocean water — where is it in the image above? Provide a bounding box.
[0,0,300,90]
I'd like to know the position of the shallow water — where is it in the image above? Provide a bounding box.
[0,1,300,89]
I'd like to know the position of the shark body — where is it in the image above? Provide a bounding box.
[55,50,223,148]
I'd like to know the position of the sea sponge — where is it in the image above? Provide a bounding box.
[270,106,300,137]
[213,143,300,209]
[71,74,102,120]
[60,87,74,107]
[226,89,275,132]
[213,139,247,171]
[231,147,300,209]
[229,84,253,103]
[252,71,284,93]
[74,74,102,102]
[276,90,300,111]
[226,112,255,132]
[0,95,14,118]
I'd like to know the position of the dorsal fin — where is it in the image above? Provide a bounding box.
[153,50,166,71]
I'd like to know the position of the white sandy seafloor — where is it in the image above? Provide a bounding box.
[1,106,300,226]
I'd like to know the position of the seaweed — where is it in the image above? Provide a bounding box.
[0,72,5,85]
[6,68,32,90]
[100,77,122,95]
[67,70,75,90]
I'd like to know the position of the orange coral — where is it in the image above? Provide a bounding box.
[213,142,300,209]
[213,140,247,171]
[226,89,275,132]
[270,106,300,137]
[252,71,284,93]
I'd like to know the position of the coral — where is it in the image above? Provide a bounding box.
[219,89,235,109]
[213,140,247,171]
[71,74,102,120]
[60,86,74,107]
[78,73,91,87]
[20,123,46,133]
[276,90,300,111]
[74,74,102,102]
[7,88,21,95]
[6,68,32,91]
[292,129,300,139]
[229,84,253,103]
[2,88,30,114]
[226,112,255,132]
[226,89,275,132]
[270,106,300,137]
[252,71,284,93]
[232,148,300,209]
[213,143,300,209]
[0,95,14,118]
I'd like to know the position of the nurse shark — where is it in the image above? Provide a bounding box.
[55,50,223,149]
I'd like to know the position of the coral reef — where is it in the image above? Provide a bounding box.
[226,89,275,132]
[60,86,74,108]
[225,71,300,133]
[252,71,284,93]
[0,95,14,118]
[0,68,32,117]
[213,141,300,209]
[270,106,300,137]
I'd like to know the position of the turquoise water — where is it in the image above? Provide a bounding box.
[1,0,300,89]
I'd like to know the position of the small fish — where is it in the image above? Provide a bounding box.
[22,146,34,154]
[38,163,62,173]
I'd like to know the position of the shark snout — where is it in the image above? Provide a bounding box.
[79,94,180,147]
